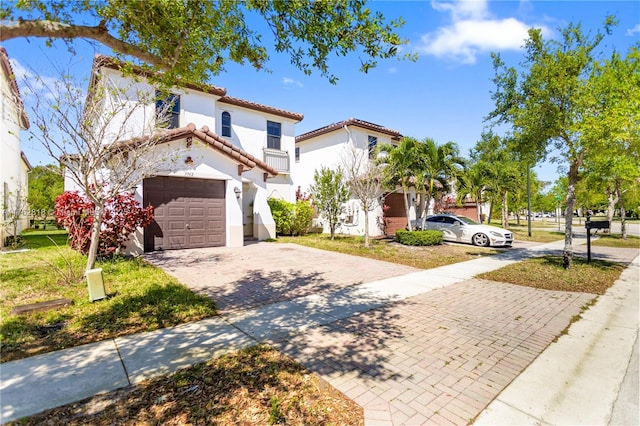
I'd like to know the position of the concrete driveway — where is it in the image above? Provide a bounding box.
[144,242,419,313]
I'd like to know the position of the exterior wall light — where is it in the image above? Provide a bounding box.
[234,186,241,198]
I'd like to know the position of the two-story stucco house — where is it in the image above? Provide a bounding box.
[0,47,31,248]
[295,118,415,236]
[66,55,303,253]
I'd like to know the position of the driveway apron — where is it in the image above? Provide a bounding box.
[141,242,639,425]
[144,243,420,313]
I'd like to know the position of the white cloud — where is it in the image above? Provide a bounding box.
[282,77,303,88]
[627,24,640,36]
[418,0,551,64]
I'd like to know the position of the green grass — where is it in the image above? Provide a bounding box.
[275,233,501,270]
[477,255,626,294]
[592,233,640,248]
[0,231,217,363]
[510,227,565,243]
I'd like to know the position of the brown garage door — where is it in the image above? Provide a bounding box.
[143,176,226,251]
[383,192,408,236]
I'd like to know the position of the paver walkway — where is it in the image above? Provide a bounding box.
[1,239,638,425]
[274,280,593,424]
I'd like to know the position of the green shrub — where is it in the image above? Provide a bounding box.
[267,198,313,236]
[268,198,295,236]
[395,229,443,246]
[293,200,314,236]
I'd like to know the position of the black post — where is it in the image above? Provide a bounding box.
[586,212,591,264]
[527,165,532,237]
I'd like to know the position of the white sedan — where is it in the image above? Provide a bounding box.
[413,214,513,247]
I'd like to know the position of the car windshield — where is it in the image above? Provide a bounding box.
[456,216,478,225]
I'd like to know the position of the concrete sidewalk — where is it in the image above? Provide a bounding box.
[1,239,638,424]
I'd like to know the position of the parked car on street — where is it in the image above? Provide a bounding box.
[412,214,513,247]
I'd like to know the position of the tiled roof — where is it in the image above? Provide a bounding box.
[92,55,304,121]
[218,95,304,122]
[296,117,402,143]
[92,55,227,96]
[20,151,32,170]
[116,123,278,177]
[0,47,29,129]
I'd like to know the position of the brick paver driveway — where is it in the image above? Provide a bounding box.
[146,242,638,425]
[144,242,419,313]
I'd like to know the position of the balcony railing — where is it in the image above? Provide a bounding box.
[263,148,290,173]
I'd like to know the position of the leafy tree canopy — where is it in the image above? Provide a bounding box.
[27,164,64,216]
[2,0,413,85]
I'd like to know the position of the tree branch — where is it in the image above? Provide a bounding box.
[1,19,168,70]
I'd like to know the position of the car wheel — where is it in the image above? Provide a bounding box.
[472,233,490,247]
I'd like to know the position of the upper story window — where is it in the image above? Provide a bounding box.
[155,91,180,129]
[221,111,231,137]
[295,147,300,163]
[267,120,281,150]
[368,135,378,158]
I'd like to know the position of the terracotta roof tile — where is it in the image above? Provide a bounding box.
[117,123,278,177]
[218,95,304,122]
[92,55,304,121]
[296,118,401,143]
[92,55,227,96]
[0,47,29,129]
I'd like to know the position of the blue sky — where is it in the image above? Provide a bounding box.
[4,0,639,185]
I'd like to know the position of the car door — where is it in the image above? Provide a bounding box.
[440,216,461,242]
[424,216,444,231]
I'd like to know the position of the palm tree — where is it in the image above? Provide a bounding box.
[456,162,490,223]
[378,137,422,231]
[415,138,466,229]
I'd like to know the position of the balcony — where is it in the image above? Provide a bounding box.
[263,148,290,173]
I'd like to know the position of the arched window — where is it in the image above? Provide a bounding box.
[221,111,231,137]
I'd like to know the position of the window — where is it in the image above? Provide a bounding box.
[221,111,231,137]
[295,147,300,162]
[155,91,180,129]
[267,121,281,150]
[368,135,378,158]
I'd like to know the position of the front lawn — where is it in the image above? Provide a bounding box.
[275,233,502,269]
[13,345,363,425]
[477,256,626,294]
[0,231,217,363]
[592,233,640,248]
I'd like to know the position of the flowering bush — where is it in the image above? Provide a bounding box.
[54,191,154,257]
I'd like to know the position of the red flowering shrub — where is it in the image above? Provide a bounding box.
[54,191,154,257]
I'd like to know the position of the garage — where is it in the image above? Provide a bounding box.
[143,176,226,251]
[383,192,408,235]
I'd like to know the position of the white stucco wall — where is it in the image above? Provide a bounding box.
[1,61,29,246]
[294,125,399,237]
[82,68,297,253]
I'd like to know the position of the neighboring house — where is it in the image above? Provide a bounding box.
[0,47,31,248]
[66,55,303,253]
[295,118,412,236]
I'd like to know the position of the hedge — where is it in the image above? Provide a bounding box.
[395,229,443,246]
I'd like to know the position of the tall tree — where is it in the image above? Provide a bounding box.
[27,165,64,229]
[415,138,466,229]
[469,133,523,228]
[1,0,413,85]
[342,145,385,248]
[309,166,350,240]
[486,17,623,268]
[23,65,179,272]
[581,46,640,238]
[378,137,421,231]
[456,162,489,224]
